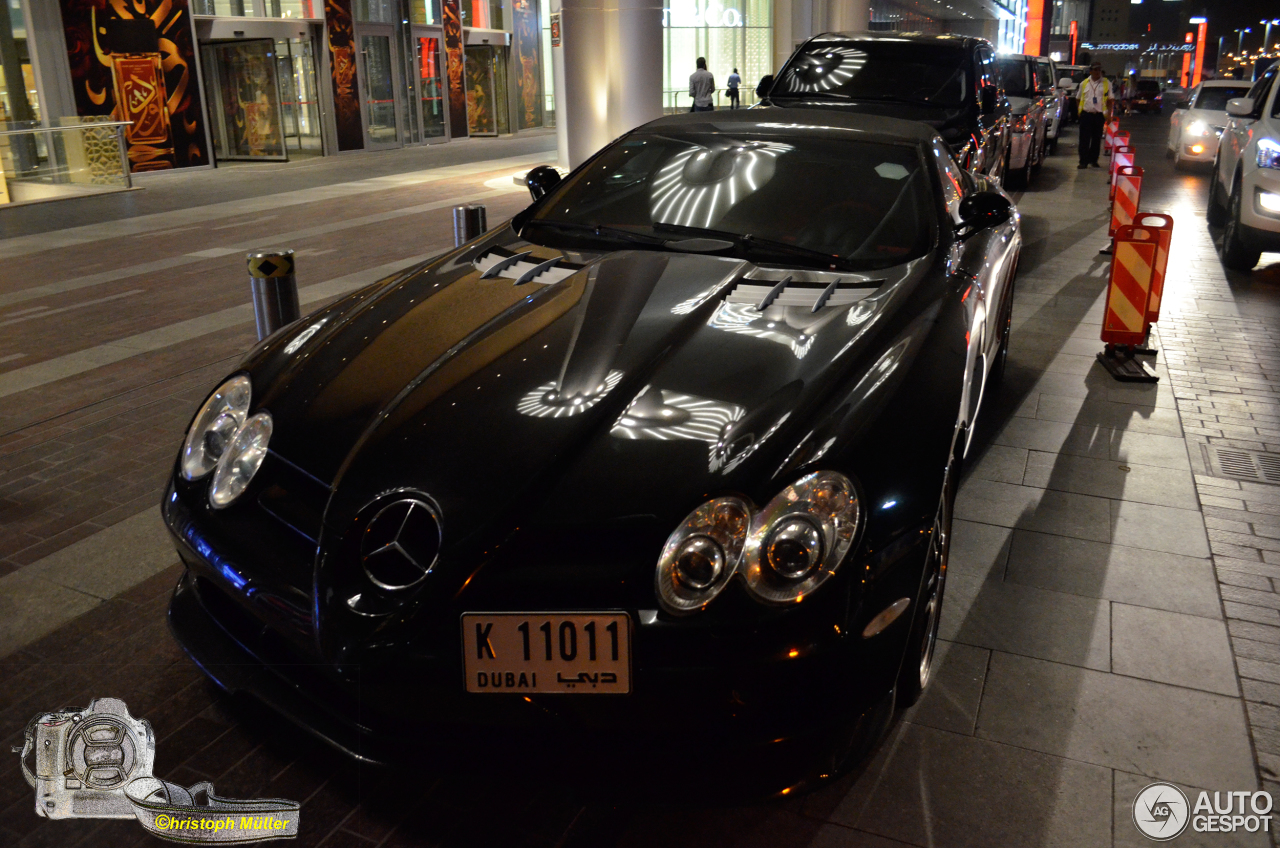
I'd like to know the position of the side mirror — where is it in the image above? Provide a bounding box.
[1226,97,1255,117]
[756,74,775,98]
[958,191,1013,234]
[525,165,563,201]
[1058,77,1073,89]
[980,84,997,115]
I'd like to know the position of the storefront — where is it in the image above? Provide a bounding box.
[662,0,772,112]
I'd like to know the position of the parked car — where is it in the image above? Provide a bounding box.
[164,109,1022,794]
[994,54,1048,188]
[760,33,1011,187]
[1131,79,1163,114]
[1208,61,1280,271]
[1035,56,1066,153]
[1161,83,1189,109]
[1168,80,1253,169]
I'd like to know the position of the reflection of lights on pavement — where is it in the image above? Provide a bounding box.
[516,370,625,418]
[612,386,746,442]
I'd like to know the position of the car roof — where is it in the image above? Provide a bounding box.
[1200,79,1252,87]
[640,107,941,145]
[804,31,984,50]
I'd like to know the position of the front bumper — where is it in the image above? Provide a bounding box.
[1178,133,1219,162]
[1241,165,1280,244]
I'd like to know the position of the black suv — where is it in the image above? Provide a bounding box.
[1131,79,1162,114]
[761,33,1011,186]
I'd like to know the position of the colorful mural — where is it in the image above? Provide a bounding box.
[513,0,542,130]
[58,0,208,171]
[324,0,363,151]
[442,0,468,138]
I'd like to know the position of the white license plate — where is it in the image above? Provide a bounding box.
[462,613,632,694]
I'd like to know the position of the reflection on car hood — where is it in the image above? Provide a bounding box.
[245,226,933,531]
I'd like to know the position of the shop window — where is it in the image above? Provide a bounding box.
[355,0,398,23]
[0,0,41,127]
[192,0,249,14]
[411,0,442,25]
[662,0,772,113]
[461,0,490,29]
[264,0,321,17]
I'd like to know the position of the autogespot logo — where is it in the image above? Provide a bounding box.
[1133,783,1190,841]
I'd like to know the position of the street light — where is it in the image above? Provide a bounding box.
[1265,20,1280,54]
[1238,27,1253,56]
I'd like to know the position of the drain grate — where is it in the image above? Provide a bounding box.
[1203,445,1280,485]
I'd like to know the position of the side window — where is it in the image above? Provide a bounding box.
[1248,67,1275,114]
[974,46,994,98]
[933,141,968,224]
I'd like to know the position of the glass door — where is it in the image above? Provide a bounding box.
[464,45,498,136]
[201,40,288,161]
[357,26,402,149]
[413,30,448,140]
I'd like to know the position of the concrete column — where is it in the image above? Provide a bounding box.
[553,0,661,169]
[824,0,870,34]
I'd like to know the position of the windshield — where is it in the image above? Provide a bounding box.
[1136,80,1160,94]
[1194,85,1251,111]
[995,58,1033,97]
[1034,60,1054,91]
[772,42,969,107]
[524,132,935,270]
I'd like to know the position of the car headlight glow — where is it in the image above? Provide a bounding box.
[743,471,860,604]
[1258,138,1280,171]
[180,375,251,480]
[1258,189,1280,215]
[1185,120,1210,137]
[656,496,751,614]
[208,413,273,509]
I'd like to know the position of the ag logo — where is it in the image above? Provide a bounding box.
[1133,783,1190,841]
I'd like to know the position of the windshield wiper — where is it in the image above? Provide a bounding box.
[651,223,856,270]
[525,220,668,247]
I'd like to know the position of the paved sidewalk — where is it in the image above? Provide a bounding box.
[1,116,1278,847]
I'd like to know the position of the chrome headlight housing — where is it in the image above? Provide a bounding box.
[656,496,751,614]
[180,375,251,480]
[208,413,273,509]
[743,471,860,604]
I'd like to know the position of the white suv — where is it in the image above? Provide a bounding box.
[1209,61,1280,271]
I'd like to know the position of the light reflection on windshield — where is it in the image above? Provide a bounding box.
[650,141,791,230]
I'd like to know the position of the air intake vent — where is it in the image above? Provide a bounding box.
[474,247,580,286]
[1203,445,1280,485]
[725,272,881,312]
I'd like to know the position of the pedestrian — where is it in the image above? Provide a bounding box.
[1077,62,1112,169]
[727,67,741,109]
[689,57,715,112]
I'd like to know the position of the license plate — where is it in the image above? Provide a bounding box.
[462,613,631,694]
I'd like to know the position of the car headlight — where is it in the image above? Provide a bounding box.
[743,471,860,604]
[208,413,273,509]
[1258,138,1280,170]
[180,376,251,480]
[656,497,751,614]
[1185,120,1210,138]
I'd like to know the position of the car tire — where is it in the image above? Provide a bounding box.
[895,441,958,709]
[984,278,1015,394]
[1047,136,1058,155]
[1206,167,1228,226]
[1222,175,1262,272]
[1006,165,1028,190]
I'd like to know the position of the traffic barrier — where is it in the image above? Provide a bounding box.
[247,250,300,341]
[1109,166,1143,237]
[1136,212,1172,333]
[1104,117,1119,153]
[1110,144,1135,200]
[453,204,488,247]
[1097,224,1160,382]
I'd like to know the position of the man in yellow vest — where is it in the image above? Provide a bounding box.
[1077,62,1113,169]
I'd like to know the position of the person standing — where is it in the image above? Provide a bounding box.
[689,57,716,112]
[1077,63,1112,169]
[726,67,741,109]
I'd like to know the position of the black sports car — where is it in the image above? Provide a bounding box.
[760,33,1013,187]
[163,109,1021,793]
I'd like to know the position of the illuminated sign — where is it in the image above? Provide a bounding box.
[663,0,744,28]
[1079,42,1141,51]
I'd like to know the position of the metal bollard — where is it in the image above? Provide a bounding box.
[453,204,488,247]
[247,250,300,341]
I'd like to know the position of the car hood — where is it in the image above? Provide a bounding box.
[245,226,938,531]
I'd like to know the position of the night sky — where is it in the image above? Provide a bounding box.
[1129,1,1280,67]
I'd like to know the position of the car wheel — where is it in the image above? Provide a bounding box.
[895,443,958,708]
[1006,164,1028,190]
[984,280,1015,394]
[1222,175,1262,272]
[1206,166,1228,226]
[1047,136,1058,155]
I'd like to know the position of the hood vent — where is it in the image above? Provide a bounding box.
[474,247,581,286]
[726,270,880,312]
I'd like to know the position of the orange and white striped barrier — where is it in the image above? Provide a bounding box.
[1104,118,1120,153]
[1133,213,1173,331]
[1109,166,1143,237]
[1097,224,1160,382]
[1110,145,1135,200]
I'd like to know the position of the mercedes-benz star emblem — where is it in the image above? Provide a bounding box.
[360,499,442,590]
